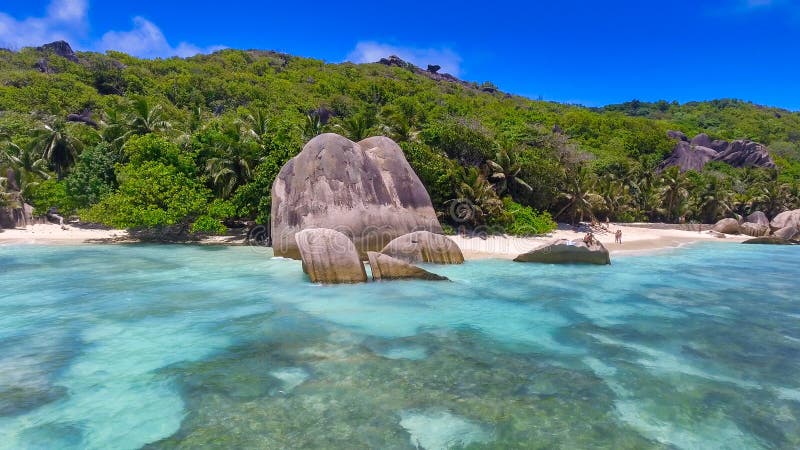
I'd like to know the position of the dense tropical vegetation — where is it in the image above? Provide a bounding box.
[1,43,799,236]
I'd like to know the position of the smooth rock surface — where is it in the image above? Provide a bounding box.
[367,252,448,281]
[380,231,464,264]
[745,211,770,227]
[660,135,776,172]
[774,226,799,241]
[0,201,46,229]
[295,228,367,284]
[514,239,611,265]
[770,209,800,231]
[271,133,442,259]
[712,218,740,234]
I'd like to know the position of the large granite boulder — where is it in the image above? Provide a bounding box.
[667,130,689,142]
[745,211,770,227]
[740,222,770,237]
[712,218,740,234]
[691,133,713,147]
[713,140,776,169]
[774,226,799,241]
[271,133,442,259]
[367,252,448,281]
[294,228,367,284]
[660,135,776,172]
[770,209,800,231]
[514,239,611,265]
[657,141,718,172]
[0,196,45,229]
[380,231,464,264]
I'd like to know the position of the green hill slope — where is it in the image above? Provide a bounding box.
[1,42,798,234]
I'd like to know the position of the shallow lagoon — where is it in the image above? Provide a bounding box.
[0,243,798,449]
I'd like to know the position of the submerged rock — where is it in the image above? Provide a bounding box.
[712,218,740,235]
[295,228,367,284]
[514,239,611,265]
[742,236,797,245]
[770,209,800,231]
[380,231,464,264]
[740,222,770,237]
[367,251,448,281]
[271,133,442,259]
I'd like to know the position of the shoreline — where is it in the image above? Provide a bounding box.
[1,223,750,258]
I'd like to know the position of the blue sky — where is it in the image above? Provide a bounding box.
[1,0,799,110]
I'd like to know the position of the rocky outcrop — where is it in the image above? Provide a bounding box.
[667,130,689,142]
[774,226,799,241]
[712,218,740,234]
[294,228,367,284]
[660,132,776,172]
[714,140,776,169]
[380,231,464,264]
[367,252,448,281]
[0,192,46,229]
[745,211,770,227]
[271,133,442,259]
[657,141,718,172]
[36,41,78,62]
[742,236,797,245]
[740,222,770,237]
[514,239,611,265]
[770,209,800,231]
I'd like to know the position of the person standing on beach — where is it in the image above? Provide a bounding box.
[615,229,622,244]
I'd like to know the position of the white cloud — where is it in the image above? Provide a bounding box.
[346,41,463,77]
[97,16,224,58]
[0,0,88,50]
[0,0,223,58]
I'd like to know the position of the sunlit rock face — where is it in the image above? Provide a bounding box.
[271,133,442,259]
[514,239,611,265]
[380,231,464,265]
[295,228,367,284]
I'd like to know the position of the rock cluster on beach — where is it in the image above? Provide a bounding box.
[710,209,800,244]
[659,132,776,172]
[271,133,442,259]
[514,239,611,265]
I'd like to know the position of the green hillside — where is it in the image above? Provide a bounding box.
[1,43,799,235]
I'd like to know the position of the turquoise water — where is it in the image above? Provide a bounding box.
[0,243,799,449]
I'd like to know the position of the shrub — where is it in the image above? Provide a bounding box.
[501,198,557,236]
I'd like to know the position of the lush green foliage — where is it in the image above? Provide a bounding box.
[1,45,799,236]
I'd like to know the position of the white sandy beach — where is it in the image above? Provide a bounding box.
[1,223,749,258]
[447,224,750,259]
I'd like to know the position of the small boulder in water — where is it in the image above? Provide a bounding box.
[295,228,367,284]
[742,236,797,245]
[380,231,464,264]
[514,239,610,265]
[367,251,448,281]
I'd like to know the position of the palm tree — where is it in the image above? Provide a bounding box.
[657,166,691,222]
[486,149,533,197]
[302,113,324,141]
[380,110,419,143]
[597,173,632,220]
[554,168,602,225]
[749,180,791,218]
[695,176,733,223]
[1,141,50,193]
[205,122,258,198]
[336,111,376,142]
[445,167,503,227]
[30,119,82,180]
[127,97,170,136]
